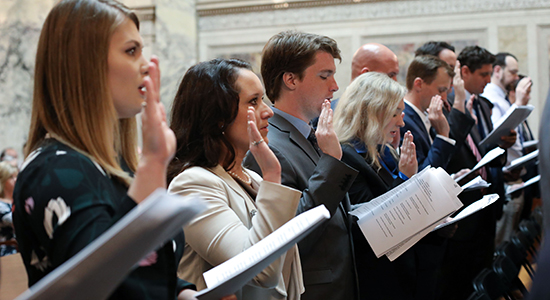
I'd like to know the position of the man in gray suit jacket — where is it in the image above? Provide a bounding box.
[244,31,360,300]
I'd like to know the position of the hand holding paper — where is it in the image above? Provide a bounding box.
[454,147,505,183]
[479,105,533,146]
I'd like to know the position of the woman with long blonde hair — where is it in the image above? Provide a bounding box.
[12,0,201,298]
[333,71,418,300]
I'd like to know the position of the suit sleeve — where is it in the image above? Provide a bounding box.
[447,107,476,154]
[244,146,358,255]
[400,119,456,170]
[168,169,301,288]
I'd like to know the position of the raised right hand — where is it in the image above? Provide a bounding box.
[452,61,466,113]
[399,131,417,179]
[466,95,477,125]
[427,95,450,137]
[316,100,342,160]
[515,77,532,106]
[247,107,281,184]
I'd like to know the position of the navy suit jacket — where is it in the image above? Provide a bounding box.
[400,102,455,171]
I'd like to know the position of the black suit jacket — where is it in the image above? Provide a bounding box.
[341,144,416,300]
[445,93,504,241]
[244,111,360,300]
[401,102,455,170]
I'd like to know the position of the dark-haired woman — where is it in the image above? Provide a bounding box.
[167,58,303,300]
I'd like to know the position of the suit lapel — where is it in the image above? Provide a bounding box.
[404,103,432,149]
[478,96,494,133]
[377,164,395,187]
[269,112,320,164]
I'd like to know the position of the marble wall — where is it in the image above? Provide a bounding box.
[0,0,197,158]
[0,0,55,157]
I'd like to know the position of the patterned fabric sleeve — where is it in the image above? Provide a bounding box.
[13,140,194,299]
[13,141,136,284]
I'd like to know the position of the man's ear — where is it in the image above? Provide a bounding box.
[282,72,298,91]
[461,65,471,80]
[493,65,502,79]
[413,77,423,92]
[360,67,370,75]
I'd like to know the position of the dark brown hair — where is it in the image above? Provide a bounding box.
[261,30,341,102]
[167,58,252,184]
[406,55,455,90]
[457,46,496,73]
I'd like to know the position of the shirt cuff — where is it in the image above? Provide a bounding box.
[436,134,456,146]
[398,172,409,181]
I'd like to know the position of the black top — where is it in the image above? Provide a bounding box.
[13,139,194,299]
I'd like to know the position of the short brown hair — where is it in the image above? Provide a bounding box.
[406,55,455,90]
[261,31,341,102]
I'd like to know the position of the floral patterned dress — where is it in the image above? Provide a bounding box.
[13,139,194,299]
[0,200,17,256]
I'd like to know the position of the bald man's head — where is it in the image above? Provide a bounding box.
[351,43,399,82]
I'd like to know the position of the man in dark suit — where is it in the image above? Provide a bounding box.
[414,41,475,152]
[438,45,516,300]
[244,31,359,300]
[401,55,456,171]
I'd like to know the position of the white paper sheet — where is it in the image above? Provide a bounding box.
[434,194,500,230]
[480,105,534,146]
[195,205,330,300]
[502,150,539,172]
[461,176,491,192]
[16,189,206,300]
[506,175,541,195]
[522,140,538,149]
[455,147,505,183]
[350,167,463,259]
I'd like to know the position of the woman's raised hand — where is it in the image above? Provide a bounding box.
[129,56,176,203]
[140,56,176,166]
[398,131,417,179]
[247,107,281,184]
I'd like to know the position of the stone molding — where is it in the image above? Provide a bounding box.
[199,0,550,31]
[198,0,392,16]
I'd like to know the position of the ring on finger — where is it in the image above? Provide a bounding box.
[252,139,264,146]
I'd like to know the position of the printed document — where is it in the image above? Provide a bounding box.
[196,205,330,300]
[350,167,463,261]
[480,104,533,146]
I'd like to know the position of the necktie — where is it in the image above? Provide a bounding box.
[466,134,487,181]
[473,98,486,140]
[307,128,321,155]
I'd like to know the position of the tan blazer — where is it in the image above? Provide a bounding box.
[168,165,304,300]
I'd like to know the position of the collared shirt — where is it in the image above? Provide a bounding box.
[481,83,523,164]
[481,82,510,124]
[404,99,456,146]
[271,107,311,139]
